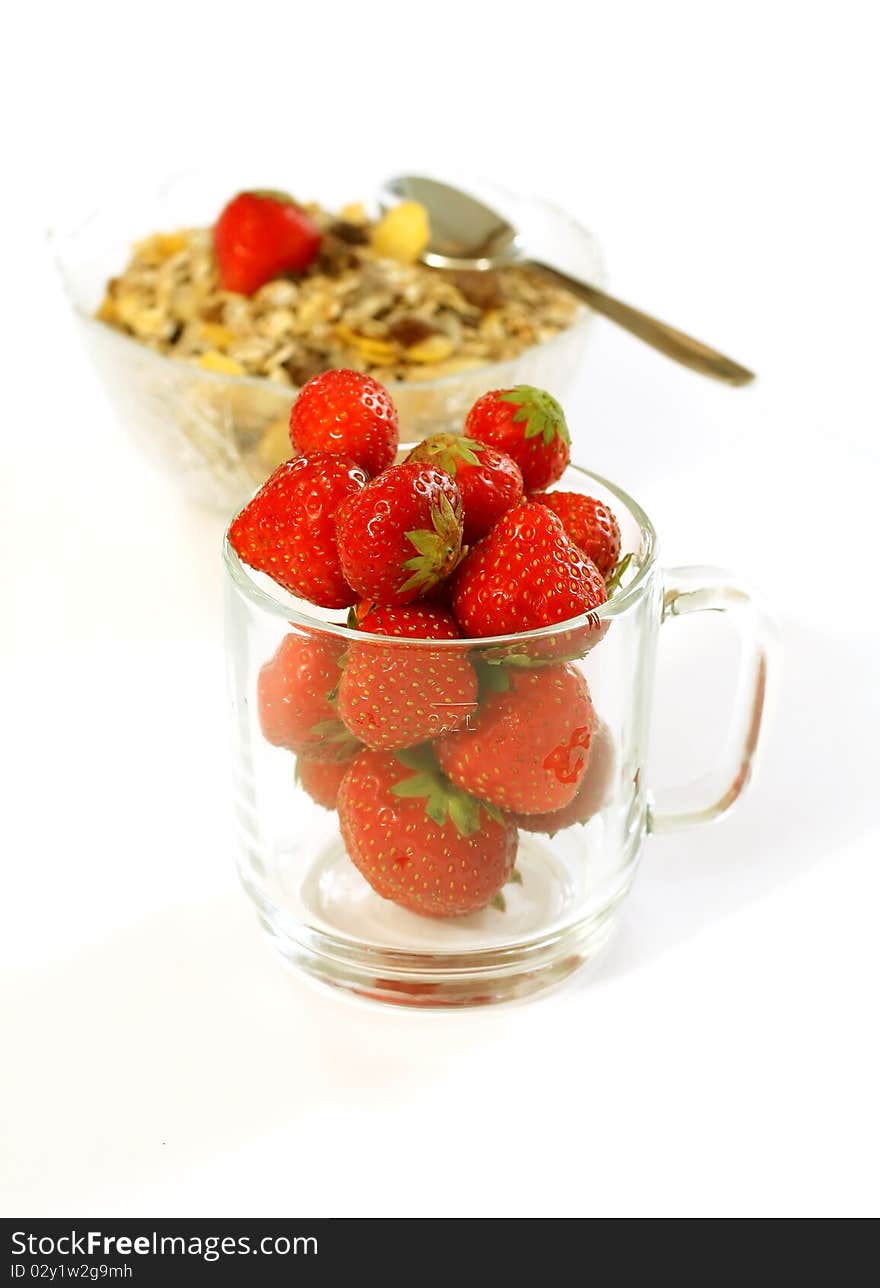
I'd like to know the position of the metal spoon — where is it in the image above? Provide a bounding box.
[381,175,754,387]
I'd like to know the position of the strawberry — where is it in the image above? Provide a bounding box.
[214,190,321,295]
[337,746,517,917]
[289,369,398,476]
[296,752,358,809]
[532,492,621,579]
[404,434,523,543]
[258,633,358,760]
[513,720,615,834]
[356,603,461,639]
[464,386,570,492]
[229,452,367,608]
[451,501,607,650]
[436,665,595,814]
[337,604,478,750]
[335,461,464,606]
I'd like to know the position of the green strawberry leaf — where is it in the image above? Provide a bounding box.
[497,652,534,668]
[482,645,535,669]
[605,551,633,597]
[391,773,436,798]
[399,492,463,596]
[395,745,436,773]
[475,660,513,694]
[424,799,449,827]
[507,868,523,885]
[309,719,359,754]
[304,720,360,761]
[480,800,505,826]
[499,385,570,448]
[397,568,434,597]
[441,437,483,472]
[448,792,481,836]
[309,718,346,738]
[390,747,491,838]
[435,491,463,538]
[323,647,349,703]
[490,892,507,912]
[391,771,449,828]
[411,434,484,476]
[404,529,443,559]
[482,641,590,669]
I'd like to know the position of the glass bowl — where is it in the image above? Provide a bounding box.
[51,171,604,511]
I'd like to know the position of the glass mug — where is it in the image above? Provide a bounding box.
[225,458,773,1007]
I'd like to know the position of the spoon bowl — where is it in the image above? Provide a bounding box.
[381,175,522,268]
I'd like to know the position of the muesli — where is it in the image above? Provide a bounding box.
[97,196,580,388]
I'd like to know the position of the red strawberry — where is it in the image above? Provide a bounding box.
[436,665,595,814]
[296,752,358,809]
[404,434,523,543]
[513,720,615,834]
[214,190,321,294]
[229,453,367,608]
[356,604,461,639]
[258,633,358,760]
[337,746,517,918]
[335,461,464,606]
[451,501,607,650]
[532,492,621,579]
[289,369,399,476]
[337,604,478,750]
[464,386,570,491]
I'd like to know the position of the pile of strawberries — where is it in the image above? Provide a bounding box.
[230,369,628,919]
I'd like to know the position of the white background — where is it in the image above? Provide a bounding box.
[2,0,879,1218]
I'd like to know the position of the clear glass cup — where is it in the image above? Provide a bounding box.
[225,458,774,1007]
[51,170,603,511]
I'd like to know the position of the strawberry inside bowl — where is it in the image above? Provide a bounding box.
[51,170,604,511]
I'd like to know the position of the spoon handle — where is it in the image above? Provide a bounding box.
[528,261,755,386]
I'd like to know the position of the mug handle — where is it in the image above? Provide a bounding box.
[647,566,777,834]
